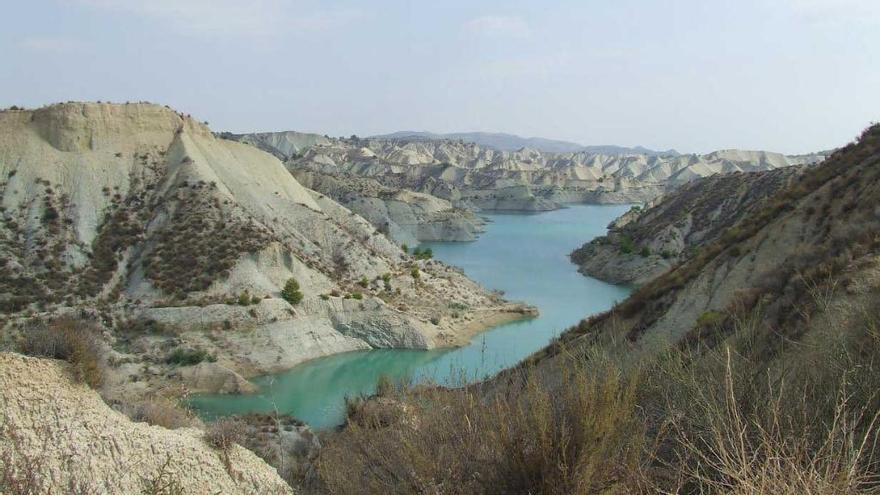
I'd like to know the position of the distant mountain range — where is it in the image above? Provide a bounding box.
[369,131,680,156]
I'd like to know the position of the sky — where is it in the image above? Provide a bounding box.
[1,0,878,154]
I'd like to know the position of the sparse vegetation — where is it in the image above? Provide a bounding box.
[142,188,274,297]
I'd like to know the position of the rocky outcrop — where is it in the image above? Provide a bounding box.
[0,103,533,399]
[0,352,293,494]
[570,167,804,286]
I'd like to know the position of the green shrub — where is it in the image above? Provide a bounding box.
[358,277,369,288]
[412,247,433,260]
[281,278,303,305]
[165,348,214,366]
[619,236,635,254]
[237,292,251,306]
[639,246,651,257]
[351,292,363,300]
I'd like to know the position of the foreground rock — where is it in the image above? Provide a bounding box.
[0,352,293,494]
[570,167,804,285]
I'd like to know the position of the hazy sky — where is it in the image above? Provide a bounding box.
[2,0,878,153]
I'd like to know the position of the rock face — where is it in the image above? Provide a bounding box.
[222,131,332,161]
[293,169,485,245]
[232,131,825,212]
[0,352,293,494]
[0,103,533,398]
[570,167,804,286]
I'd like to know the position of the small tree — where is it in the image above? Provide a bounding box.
[281,278,303,305]
[237,291,251,306]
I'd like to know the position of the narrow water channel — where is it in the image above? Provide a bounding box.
[189,204,632,428]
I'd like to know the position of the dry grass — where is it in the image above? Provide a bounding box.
[317,363,646,495]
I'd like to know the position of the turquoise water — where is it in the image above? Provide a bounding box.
[188,204,631,429]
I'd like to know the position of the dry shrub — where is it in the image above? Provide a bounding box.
[139,455,184,495]
[122,396,198,429]
[204,418,247,475]
[642,298,880,494]
[18,317,104,388]
[652,350,880,495]
[205,418,245,451]
[316,363,646,495]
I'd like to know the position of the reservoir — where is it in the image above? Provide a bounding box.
[189,204,632,428]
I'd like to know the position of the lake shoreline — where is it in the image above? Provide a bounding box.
[189,204,632,428]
